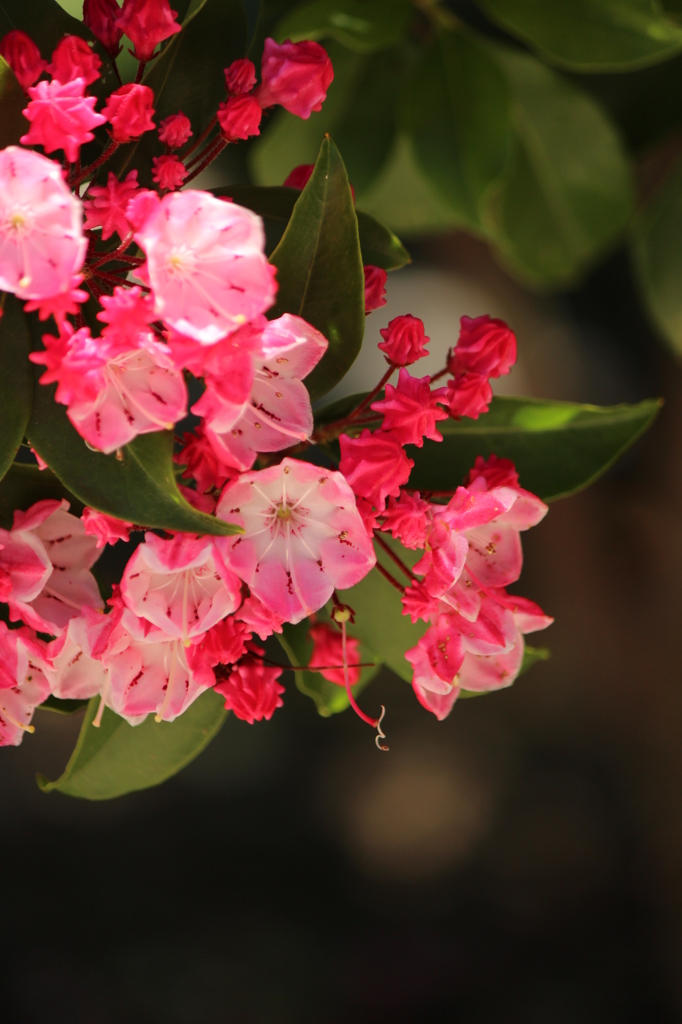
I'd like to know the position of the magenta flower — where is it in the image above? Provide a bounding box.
[377,314,430,366]
[218,95,262,141]
[83,0,124,58]
[21,77,107,163]
[214,657,285,723]
[224,58,257,96]
[81,508,133,549]
[371,368,448,447]
[448,314,517,378]
[363,265,387,313]
[257,38,333,119]
[216,458,376,624]
[114,0,182,62]
[0,30,46,91]
[135,190,277,344]
[380,491,431,549]
[103,83,155,143]
[446,372,493,420]
[338,429,414,511]
[158,112,192,148]
[0,147,86,300]
[151,154,187,190]
[308,622,361,686]
[83,170,141,241]
[48,35,102,86]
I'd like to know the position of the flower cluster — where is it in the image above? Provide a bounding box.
[0,14,550,751]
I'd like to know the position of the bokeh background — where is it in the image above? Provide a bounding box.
[2,231,680,1023]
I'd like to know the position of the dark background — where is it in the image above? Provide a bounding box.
[2,232,681,1024]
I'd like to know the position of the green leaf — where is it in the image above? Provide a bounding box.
[38,695,89,715]
[278,617,381,716]
[401,27,513,229]
[38,689,228,800]
[407,395,662,501]
[519,645,550,675]
[213,185,410,269]
[482,48,634,288]
[0,0,93,56]
[274,0,412,53]
[250,41,400,196]
[269,135,365,400]
[25,365,240,535]
[478,0,682,72]
[0,296,33,484]
[0,57,28,148]
[632,158,682,355]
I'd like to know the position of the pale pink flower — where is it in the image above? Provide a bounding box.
[214,656,284,723]
[115,0,182,62]
[338,429,414,511]
[81,507,132,548]
[194,313,327,471]
[134,190,277,344]
[256,38,333,119]
[0,30,46,91]
[5,499,102,635]
[48,35,102,86]
[0,147,86,300]
[83,170,140,241]
[46,607,110,700]
[21,77,107,163]
[121,532,242,643]
[371,369,448,447]
[216,458,376,624]
[0,623,51,745]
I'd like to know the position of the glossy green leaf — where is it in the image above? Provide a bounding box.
[482,48,634,288]
[274,0,412,53]
[0,296,33,484]
[0,57,28,148]
[0,0,93,56]
[38,689,228,800]
[269,136,365,400]
[38,696,89,715]
[278,617,381,716]
[407,396,662,501]
[519,645,550,674]
[478,0,682,71]
[250,41,400,195]
[213,185,410,269]
[0,463,79,529]
[401,27,513,228]
[632,158,682,354]
[25,370,240,535]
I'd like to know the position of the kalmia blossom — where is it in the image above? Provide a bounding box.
[378,314,430,366]
[364,265,387,313]
[81,508,133,549]
[114,0,182,62]
[446,372,493,420]
[83,0,124,57]
[152,154,187,190]
[224,59,256,95]
[47,608,111,701]
[214,657,285,723]
[449,315,517,378]
[83,170,140,240]
[23,276,88,328]
[236,594,283,640]
[371,369,448,447]
[0,623,51,745]
[135,190,277,344]
[308,622,361,685]
[48,36,102,86]
[174,425,237,494]
[380,491,431,550]
[103,83,155,143]
[339,429,414,511]
[21,77,106,163]
[201,616,250,668]
[257,38,333,119]
[158,112,192,148]
[217,95,262,141]
[216,458,376,624]
[0,30,46,90]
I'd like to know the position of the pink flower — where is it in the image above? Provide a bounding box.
[466,453,518,490]
[257,38,333,119]
[115,0,182,62]
[283,164,314,189]
[216,458,376,624]
[217,94,262,141]
[0,623,51,745]
[371,369,448,447]
[224,59,256,95]
[174,425,237,494]
[378,314,429,366]
[364,265,387,313]
[134,190,277,344]
[202,616,250,667]
[97,284,153,341]
[46,608,110,700]
[23,276,88,328]
[380,491,431,549]
[0,148,86,301]
[21,77,107,163]
[466,455,548,530]
[83,170,140,240]
[236,595,283,640]
[121,532,242,643]
[214,657,284,723]
[308,621,361,685]
[193,313,327,471]
[339,429,414,511]
[158,112,192,148]
[4,499,102,636]
[0,30,46,91]
[401,580,440,623]
[449,315,517,378]
[167,317,263,401]
[446,372,492,420]
[103,83,155,143]
[83,0,124,57]
[81,508,133,548]
[152,154,187,190]
[48,35,102,86]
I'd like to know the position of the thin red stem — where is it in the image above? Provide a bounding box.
[373,560,405,594]
[94,269,150,291]
[134,60,147,84]
[374,533,416,582]
[183,138,227,186]
[313,365,397,442]
[74,139,119,187]
[181,115,218,162]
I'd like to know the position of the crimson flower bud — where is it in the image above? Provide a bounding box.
[158,111,192,148]
[115,0,181,62]
[48,35,102,86]
[103,83,155,143]
[152,154,187,191]
[446,372,492,420]
[339,429,414,511]
[217,95,262,141]
[0,30,46,91]
[83,0,124,57]
[214,657,285,724]
[224,58,256,95]
[256,38,333,119]
[448,314,517,379]
[283,163,314,189]
[378,314,429,366]
[465,454,519,490]
[363,265,387,313]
